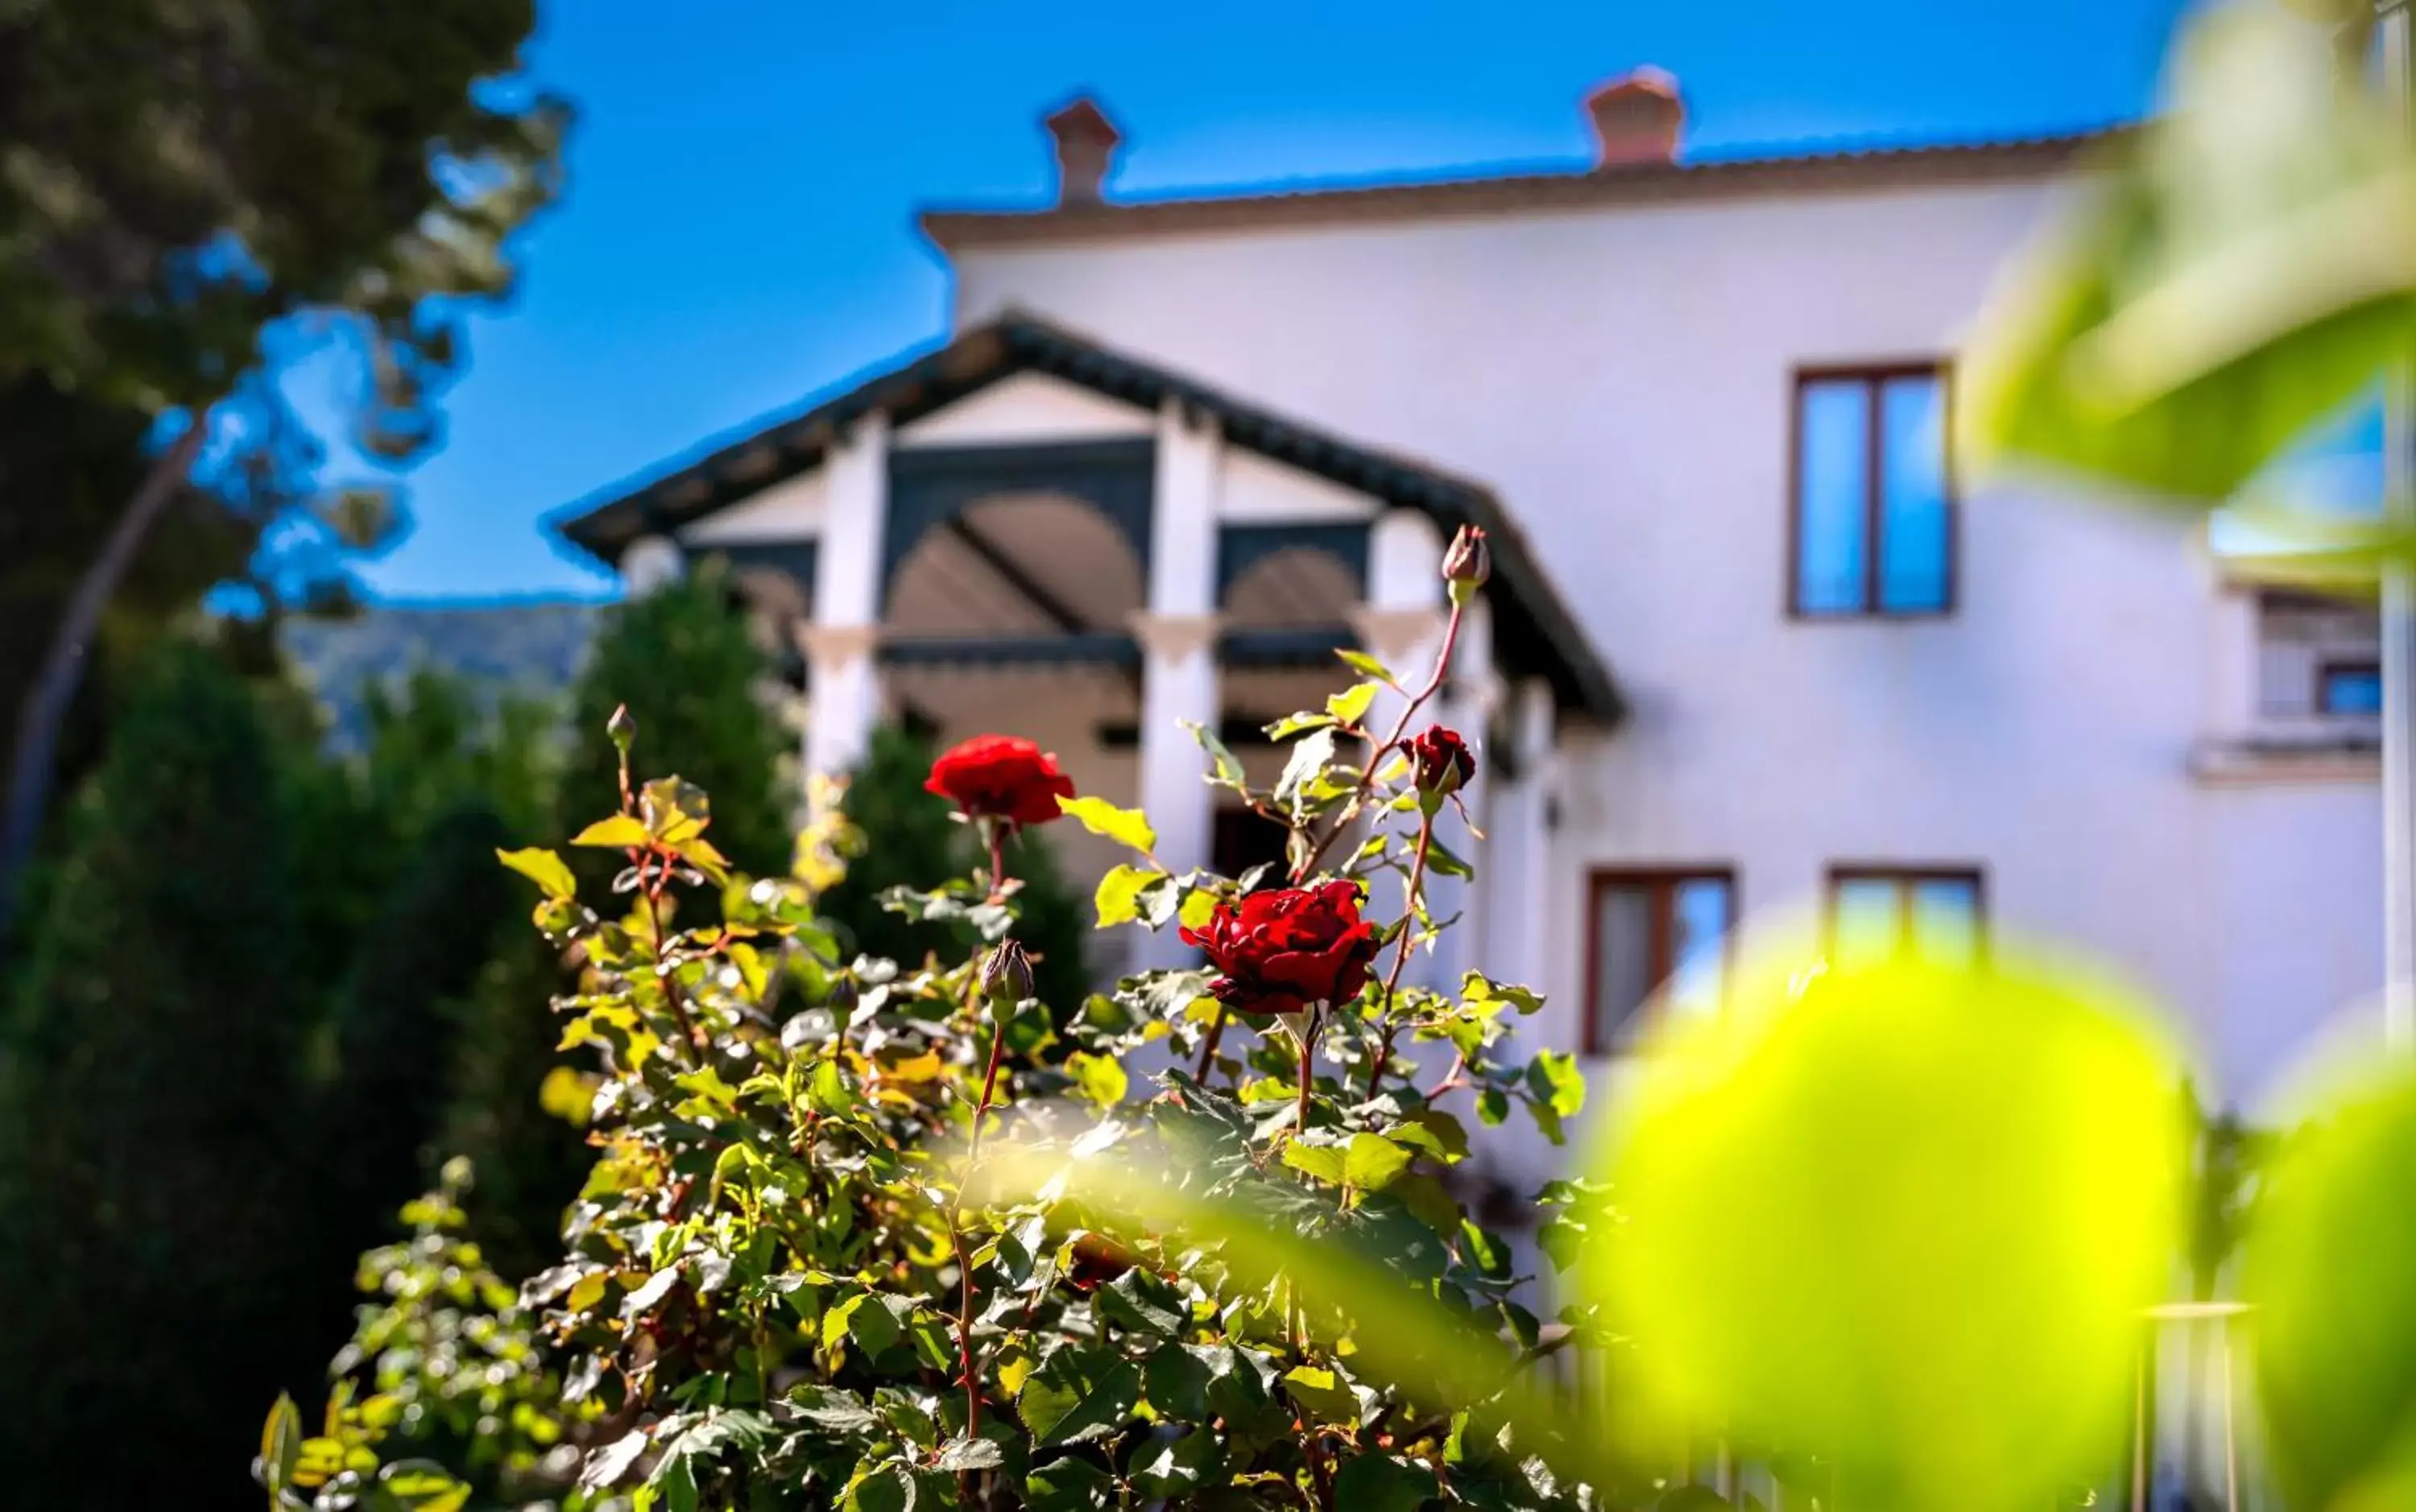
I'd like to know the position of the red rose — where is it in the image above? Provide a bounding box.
[1180,879,1377,1019]
[1409,725,1476,798]
[925,735,1076,828]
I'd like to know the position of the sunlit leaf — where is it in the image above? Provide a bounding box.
[569,815,651,849]
[496,846,577,899]
[1343,1132,1412,1192]
[2244,1060,2416,1512]
[1326,681,1380,729]
[1093,863,1156,929]
[1961,2,2416,505]
[1593,930,2189,1512]
[1057,795,1156,856]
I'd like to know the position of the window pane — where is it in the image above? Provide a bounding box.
[2321,662,2384,715]
[1666,877,1733,1015]
[1796,380,1872,613]
[1878,374,1949,613]
[1832,878,1901,968]
[1909,877,1981,964]
[1592,883,1657,1051]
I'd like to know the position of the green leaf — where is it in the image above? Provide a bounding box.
[1961,2,2416,505]
[496,846,577,899]
[1146,1343,1214,1420]
[1093,864,1156,929]
[1326,680,1380,729]
[259,1392,303,1493]
[1391,1111,1470,1163]
[1281,1140,1347,1186]
[1131,1427,1222,1497]
[1186,719,1247,784]
[937,1436,1006,1472]
[569,814,651,849]
[843,1464,913,1512]
[1528,1051,1587,1117]
[1273,728,1339,812]
[1344,1132,1413,1192]
[1065,1051,1128,1108]
[1024,1456,1113,1511]
[1332,1453,1439,1512]
[1094,1266,1186,1338]
[1057,795,1156,855]
[1281,1365,1359,1425]
[1336,648,1398,684]
[1018,1349,1141,1446]
[1476,1086,1512,1126]
[1265,710,1336,741]
[1391,1174,1465,1237]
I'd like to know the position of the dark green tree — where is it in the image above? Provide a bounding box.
[557,569,792,878]
[0,0,572,946]
[0,638,316,1510]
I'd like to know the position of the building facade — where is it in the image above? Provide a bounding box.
[560,76,2385,1153]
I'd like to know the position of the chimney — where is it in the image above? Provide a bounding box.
[1584,68,1684,168]
[1044,96,1122,206]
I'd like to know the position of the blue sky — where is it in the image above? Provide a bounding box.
[348,0,2201,601]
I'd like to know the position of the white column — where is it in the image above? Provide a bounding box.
[1503,678,1559,994]
[1350,510,1452,989]
[804,415,889,783]
[621,534,685,597]
[2208,580,2262,744]
[1132,399,1222,971]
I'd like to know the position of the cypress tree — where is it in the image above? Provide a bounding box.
[0,639,315,1508]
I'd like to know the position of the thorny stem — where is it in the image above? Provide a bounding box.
[643,857,705,1061]
[950,828,1015,1489]
[1365,811,1438,1099]
[1292,1009,1322,1142]
[1289,598,1467,886]
[1192,1007,1230,1081]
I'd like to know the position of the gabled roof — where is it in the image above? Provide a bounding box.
[552,312,1622,722]
[920,127,2120,250]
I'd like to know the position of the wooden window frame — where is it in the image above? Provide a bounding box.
[2315,656,2384,717]
[1786,361,1958,620]
[1582,866,1739,1056]
[1822,864,1987,958]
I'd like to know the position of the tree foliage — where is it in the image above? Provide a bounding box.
[0,639,316,1508]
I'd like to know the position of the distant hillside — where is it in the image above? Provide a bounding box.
[280,599,604,748]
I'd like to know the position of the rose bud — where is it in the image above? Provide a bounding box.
[606,704,639,753]
[1410,725,1477,805]
[980,939,1035,1017]
[1441,524,1490,605]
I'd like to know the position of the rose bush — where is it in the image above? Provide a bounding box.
[258,527,1632,1511]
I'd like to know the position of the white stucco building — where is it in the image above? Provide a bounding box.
[558,74,2385,1131]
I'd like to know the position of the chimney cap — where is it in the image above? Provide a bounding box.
[1583,67,1685,167]
[1045,96,1122,148]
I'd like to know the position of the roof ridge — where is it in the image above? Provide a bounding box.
[922,122,2128,249]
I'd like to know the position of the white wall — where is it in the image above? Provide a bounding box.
[952,177,2385,1117]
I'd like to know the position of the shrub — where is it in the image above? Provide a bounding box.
[261,530,1607,1510]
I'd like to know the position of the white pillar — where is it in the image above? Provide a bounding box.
[804,415,889,783]
[622,534,686,597]
[1350,510,1452,989]
[1502,678,1559,994]
[1132,400,1223,970]
[2208,579,2261,743]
